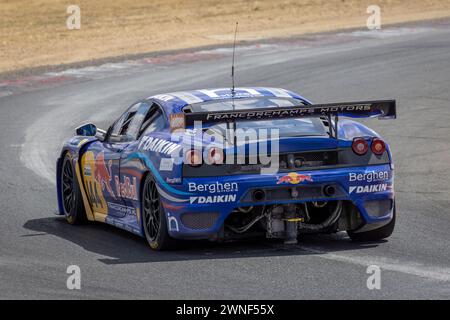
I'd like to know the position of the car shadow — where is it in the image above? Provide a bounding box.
[23,217,385,265]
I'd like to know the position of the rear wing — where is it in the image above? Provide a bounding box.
[170,100,396,138]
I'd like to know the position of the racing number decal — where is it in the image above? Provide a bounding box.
[81,151,108,214]
[87,179,104,208]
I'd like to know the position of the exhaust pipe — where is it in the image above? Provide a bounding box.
[252,189,266,201]
[323,185,336,197]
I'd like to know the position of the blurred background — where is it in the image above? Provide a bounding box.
[1,0,450,73]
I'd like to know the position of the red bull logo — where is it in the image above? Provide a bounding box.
[115,175,138,200]
[276,172,313,185]
[94,152,116,199]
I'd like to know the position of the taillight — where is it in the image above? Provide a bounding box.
[371,138,386,155]
[185,149,202,166]
[352,137,368,155]
[207,147,224,165]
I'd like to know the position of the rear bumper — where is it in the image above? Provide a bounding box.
[159,164,394,239]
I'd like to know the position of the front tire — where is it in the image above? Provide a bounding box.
[347,204,396,241]
[61,153,86,225]
[142,174,177,250]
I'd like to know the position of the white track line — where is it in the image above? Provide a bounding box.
[20,128,55,184]
[301,246,450,282]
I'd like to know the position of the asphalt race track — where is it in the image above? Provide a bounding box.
[1,19,450,299]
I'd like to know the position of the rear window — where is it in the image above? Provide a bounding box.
[187,97,327,138]
[187,96,302,112]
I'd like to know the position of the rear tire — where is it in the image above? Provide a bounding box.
[61,153,86,225]
[142,174,177,251]
[347,203,396,241]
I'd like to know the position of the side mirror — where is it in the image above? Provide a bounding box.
[76,123,97,136]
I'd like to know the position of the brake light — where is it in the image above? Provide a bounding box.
[207,147,224,165]
[371,138,386,155]
[352,137,368,155]
[185,149,202,166]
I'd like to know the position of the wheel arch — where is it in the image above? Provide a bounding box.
[56,149,76,215]
[56,140,95,219]
[138,170,152,233]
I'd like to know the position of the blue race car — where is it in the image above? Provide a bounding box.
[56,87,396,250]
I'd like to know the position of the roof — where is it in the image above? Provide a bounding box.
[147,87,311,115]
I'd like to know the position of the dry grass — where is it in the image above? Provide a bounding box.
[1,0,450,73]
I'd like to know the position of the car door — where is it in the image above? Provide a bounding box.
[108,101,157,217]
[82,102,142,219]
[118,102,166,210]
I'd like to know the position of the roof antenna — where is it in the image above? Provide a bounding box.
[231,21,238,97]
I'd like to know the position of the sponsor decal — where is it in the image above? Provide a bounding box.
[82,151,107,214]
[187,182,238,204]
[349,183,388,194]
[166,177,182,184]
[170,113,185,132]
[94,152,116,199]
[107,202,136,216]
[167,213,179,231]
[276,172,313,185]
[127,152,191,196]
[188,181,238,193]
[83,165,91,176]
[159,157,174,171]
[349,171,389,183]
[138,136,180,155]
[202,104,371,122]
[105,216,141,235]
[190,194,237,204]
[114,175,138,200]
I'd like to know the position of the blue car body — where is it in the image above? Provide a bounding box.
[56,87,395,245]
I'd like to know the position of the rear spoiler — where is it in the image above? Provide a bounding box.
[170,100,396,137]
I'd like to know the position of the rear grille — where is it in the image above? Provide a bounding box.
[278,151,338,169]
[180,212,220,230]
[236,150,338,172]
[236,150,337,167]
[241,183,345,203]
